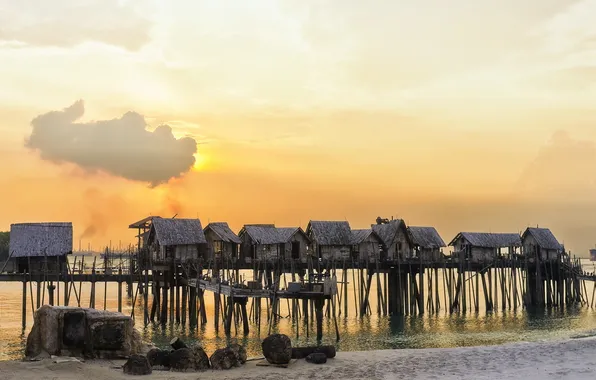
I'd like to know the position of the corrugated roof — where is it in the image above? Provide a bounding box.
[371,219,406,247]
[204,222,241,244]
[151,218,206,246]
[307,221,352,245]
[522,227,561,251]
[9,222,73,257]
[242,225,285,245]
[408,226,446,249]
[449,232,521,248]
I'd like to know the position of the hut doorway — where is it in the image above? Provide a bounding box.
[291,242,300,259]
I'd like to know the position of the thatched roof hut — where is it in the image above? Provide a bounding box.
[371,219,410,248]
[149,218,206,246]
[306,221,352,246]
[350,229,381,245]
[448,232,521,248]
[9,222,73,257]
[521,227,561,251]
[239,224,285,245]
[408,226,446,249]
[204,222,241,244]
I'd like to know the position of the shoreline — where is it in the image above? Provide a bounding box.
[1,336,596,379]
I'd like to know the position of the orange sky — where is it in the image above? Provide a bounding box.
[1,1,596,255]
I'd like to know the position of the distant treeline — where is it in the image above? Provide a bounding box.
[0,231,8,261]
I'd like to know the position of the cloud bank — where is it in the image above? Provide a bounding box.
[0,0,151,50]
[25,100,197,186]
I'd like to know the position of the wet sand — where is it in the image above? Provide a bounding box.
[1,336,596,379]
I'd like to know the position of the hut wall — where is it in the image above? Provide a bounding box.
[357,238,381,262]
[255,244,282,261]
[283,232,310,262]
[15,256,66,273]
[174,244,199,261]
[523,235,558,260]
[386,228,412,260]
[320,245,351,261]
[204,229,238,260]
[417,248,442,261]
[470,247,496,263]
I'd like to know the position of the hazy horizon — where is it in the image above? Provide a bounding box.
[1,0,596,255]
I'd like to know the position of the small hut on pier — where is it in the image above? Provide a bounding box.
[521,227,562,261]
[371,218,412,261]
[238,224,285,263]
[203,222,241,261]
[350,229,383,262]
[9,222,73,273]
[146,218,207,268]
[277,227,311,262]
[408,226,446,261]
[306,221,353,261]
[448,232,521,263]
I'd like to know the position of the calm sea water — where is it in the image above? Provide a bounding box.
[2,259,596,361]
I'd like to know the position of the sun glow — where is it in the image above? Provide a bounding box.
[192,151,206,171]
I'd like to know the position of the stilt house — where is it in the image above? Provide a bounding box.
[350,229,383,262]
[306,221,353,261]
[238,224,285,263]
[521,227,562,261]
[9,222,73,273]
[203,222,241,261]
[408,226,446,261]
[146,218,207,267]
[277,227,311,263]
[449,232,521,263]
[371,218,412,261]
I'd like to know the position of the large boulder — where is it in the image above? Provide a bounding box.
[228,343,247,365]
[169,348,195,372]
[146,348,171,369]
[123,355,152,375]
[210,347,238,370]
[189,344,210,371]
[25,305,144,360]
[262,334,292,365]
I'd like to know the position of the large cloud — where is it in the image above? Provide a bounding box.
[25,101,197,186]
[0,0,151,50]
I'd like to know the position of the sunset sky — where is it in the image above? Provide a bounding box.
[1,0,596,254]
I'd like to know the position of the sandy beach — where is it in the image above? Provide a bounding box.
[1,336,596,380]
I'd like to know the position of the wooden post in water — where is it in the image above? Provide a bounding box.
[118,267,123,313]
[22,276,27,329]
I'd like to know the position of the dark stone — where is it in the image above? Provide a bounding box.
[262,334,292,364]
[123,355,152,375]
[210,347,238,370]
[228,343,247,365]
[146,348,171,369]
[62,311,87,350]
[292,346,336,359]
[189,344,210,371]
[305,352,327,364]
[169,348,195,372]
[91,321,125,350]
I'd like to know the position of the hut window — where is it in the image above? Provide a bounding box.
[397,242,402,252]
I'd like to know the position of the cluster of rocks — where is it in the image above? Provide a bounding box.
[262,333,336,366]
[123,338,247,375]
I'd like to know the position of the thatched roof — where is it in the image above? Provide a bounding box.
[371,219,408,247]
[350,229,382,245]
[449,232,521,248]
[204,222,241,244]
[9,222,73,258]
[277,227,310,243]
[306,221,352,246]
[522,227,561,251]
[150,218,206,246]
[240,225,285,245]
[129,216,161,229]
[409,226,446,249]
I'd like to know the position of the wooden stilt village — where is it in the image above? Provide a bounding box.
[1,216,595,343]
